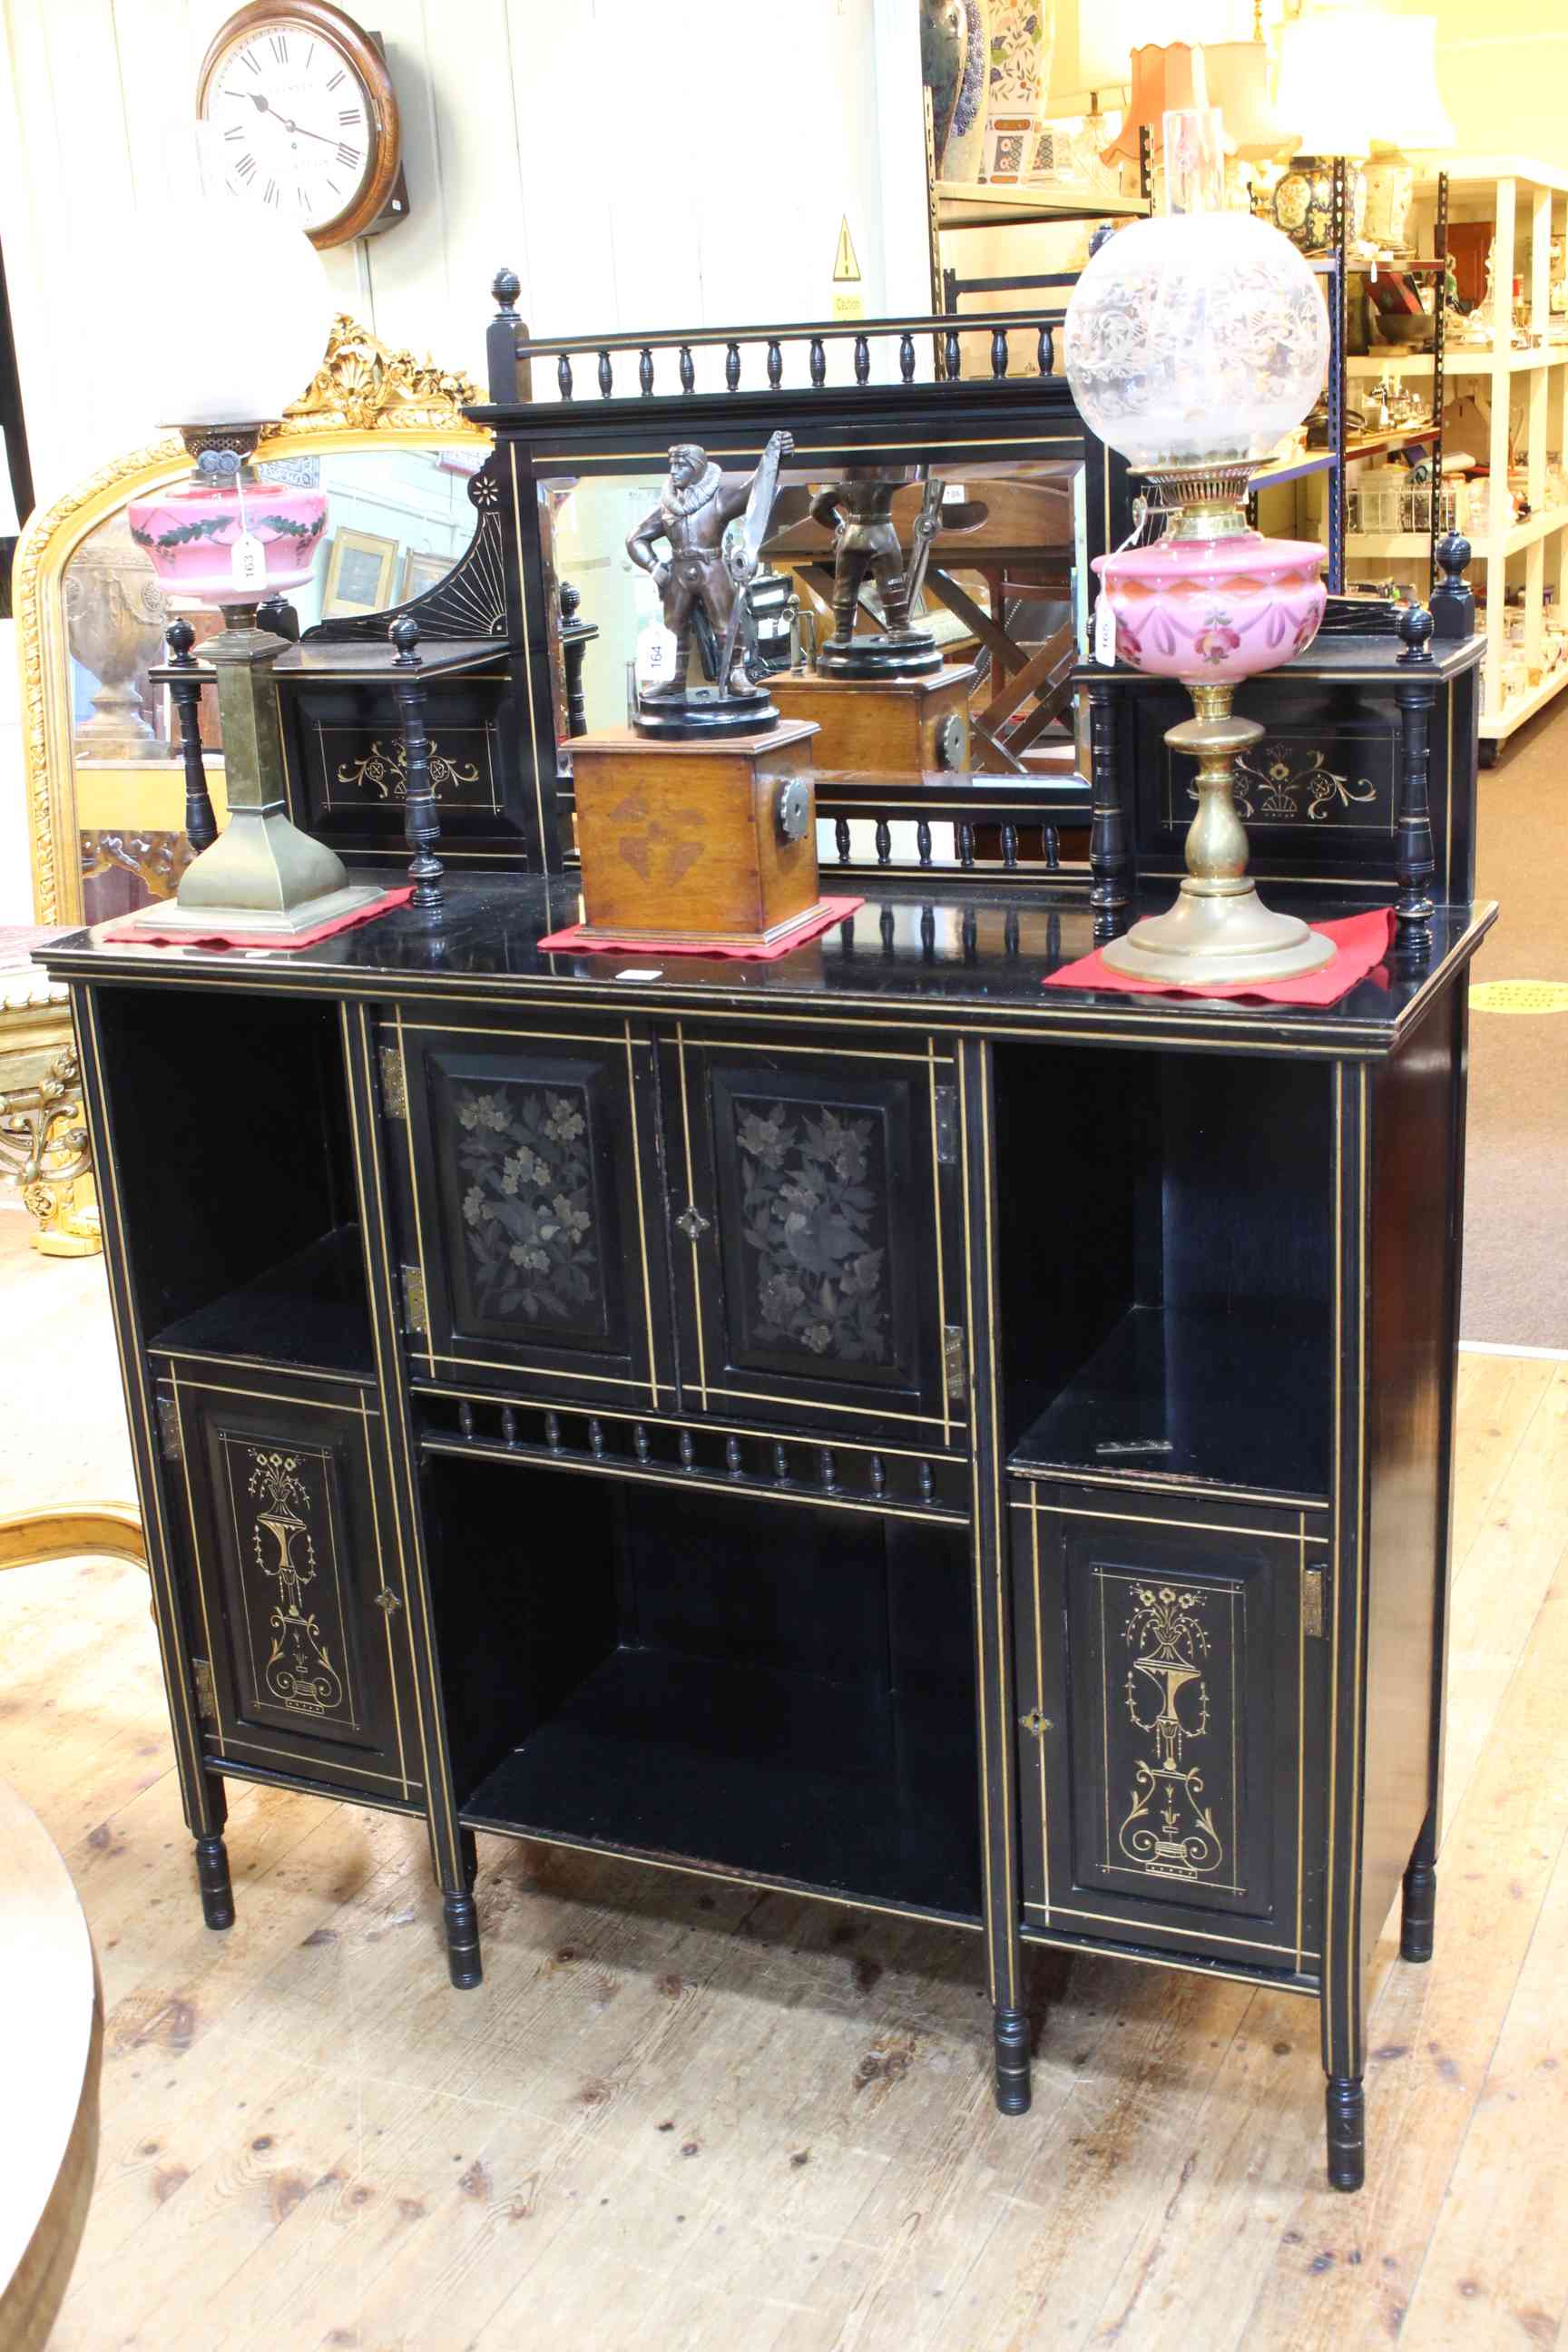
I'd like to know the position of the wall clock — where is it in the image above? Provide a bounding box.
[197,0,407,249]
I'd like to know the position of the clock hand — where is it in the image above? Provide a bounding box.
[276,114,338,146]
[232,91,338,148]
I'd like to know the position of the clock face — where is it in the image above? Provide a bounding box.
[198,6,396,246]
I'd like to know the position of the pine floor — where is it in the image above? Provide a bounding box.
[3,1210,1566,2350]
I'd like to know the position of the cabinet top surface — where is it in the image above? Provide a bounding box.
[42,879,1496,1058]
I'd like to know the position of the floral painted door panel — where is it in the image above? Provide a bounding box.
[1009,1483,1328,1975]
[665,1031,965,1446]
[385,1014,672,1413]
[154,1361,423,1809]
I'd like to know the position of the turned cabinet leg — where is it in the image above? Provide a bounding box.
[1400,1810,1437,1963]
[194,1832,235,1930]
[444,1888,482,1989]
[1325,2074,1366,2192]
[993,2006,1032,2115]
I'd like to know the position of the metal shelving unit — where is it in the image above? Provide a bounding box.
[1422,161,1568,753]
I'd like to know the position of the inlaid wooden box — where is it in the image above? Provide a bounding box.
[570,719,827,946]
[770,662,976,777]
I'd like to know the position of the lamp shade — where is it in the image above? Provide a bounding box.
[1101,44,1200,167]
[1202,41,1295,162]
[1276,11,1377,158]
[1364,15,1455,151]
[144,201,334,426]
[1063,205,1329,467]
[1070,1,1250,96]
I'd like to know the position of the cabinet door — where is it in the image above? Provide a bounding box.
[1011,1485,1328,1976]
[664,1027,964,1445]
[385,1012,672,1412]
[157,1361,423,1808]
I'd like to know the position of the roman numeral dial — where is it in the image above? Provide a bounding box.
[196,2,403,250]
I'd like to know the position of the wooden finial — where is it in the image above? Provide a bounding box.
[1396,600,1436,666]
[1431,532,1475,641]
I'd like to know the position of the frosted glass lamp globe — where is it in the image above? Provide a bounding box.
[1062,209,1328,469]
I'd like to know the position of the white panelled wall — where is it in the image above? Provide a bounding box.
[0,0,927,504]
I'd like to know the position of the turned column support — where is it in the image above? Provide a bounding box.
[164,618,217,857]
[390,615,443,913]
[1087,676,1130,933]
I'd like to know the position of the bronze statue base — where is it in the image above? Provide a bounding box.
[815,628,942,681]
[632,683,779,742]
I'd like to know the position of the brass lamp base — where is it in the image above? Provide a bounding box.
[1102,886,1336,985]
[138,804,382,937]
[1103,691,1336,987]
[124,610,384,939]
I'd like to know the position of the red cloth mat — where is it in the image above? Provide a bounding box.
[97,884,414,953]
[1043,906,1396,1006]
[537,895,865,961]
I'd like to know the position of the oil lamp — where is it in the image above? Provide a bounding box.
[1063,102,1336,985]
[122,200,381,936]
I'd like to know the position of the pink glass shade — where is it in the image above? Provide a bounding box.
[1093,531,1327,684]
[127,479,327,602]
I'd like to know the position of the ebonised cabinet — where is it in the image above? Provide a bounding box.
[44,872,1493,2194]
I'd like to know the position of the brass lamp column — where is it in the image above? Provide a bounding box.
[127,431,380,936]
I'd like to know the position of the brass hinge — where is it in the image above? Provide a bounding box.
[1020,1706,1052,1738]
[191,1657,217,1725]
[379,1041,407,1120]
[943,1323,966,1404]
[933,1082,959,1167]
[1303,1563,1326,1639]
[155,1387,181,1464]
[401,1263,428,1338]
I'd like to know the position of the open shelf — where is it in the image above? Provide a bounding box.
[1008,1302,1330,1503]
[92,985,368,1367]
[993,1043,1334,1504]
[151,1225,374,1379]
[464,1645,982,1921]
[428,1454,983,1926]
[935,181,1147,230]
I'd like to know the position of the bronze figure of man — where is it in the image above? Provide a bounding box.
[627,442,777,700]
[808,465,921,646]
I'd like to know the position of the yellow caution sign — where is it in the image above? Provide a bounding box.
[833,216,862,282]
[1469,979,1568,1014]
[832,216,864,323]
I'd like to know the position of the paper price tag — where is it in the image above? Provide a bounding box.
[943,481,967,505]
[230,531,267,590]
[635,623,679,685]
[1093,595,1118,665]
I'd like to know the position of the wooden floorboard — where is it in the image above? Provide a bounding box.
[1,1211,1563,2351]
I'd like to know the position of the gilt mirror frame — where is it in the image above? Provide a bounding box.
[15,314,492,926]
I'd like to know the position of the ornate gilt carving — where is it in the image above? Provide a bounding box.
[0,1044,100,1258]
[282,314,482,436]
